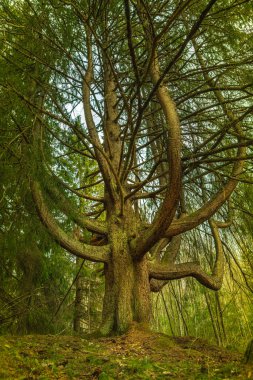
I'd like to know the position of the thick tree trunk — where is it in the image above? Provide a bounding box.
[100,256,151,335]
[99,210,151,335]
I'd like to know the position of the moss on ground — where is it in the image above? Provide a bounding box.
[0,326,252,379]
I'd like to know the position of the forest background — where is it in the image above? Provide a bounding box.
[0,0,253,353]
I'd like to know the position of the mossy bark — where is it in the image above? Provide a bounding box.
[100,256,151,335]
[99,206,151,336]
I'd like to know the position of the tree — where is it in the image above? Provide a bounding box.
[1,0,253,335]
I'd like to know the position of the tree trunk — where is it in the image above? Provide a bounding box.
[73,257,85,334]
[100,256,151,335]
[99,211,151,335]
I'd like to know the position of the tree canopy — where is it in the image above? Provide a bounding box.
[1,0,253,335]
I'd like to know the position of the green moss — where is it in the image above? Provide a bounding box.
[156,334,175,349]
[0,334,250,380]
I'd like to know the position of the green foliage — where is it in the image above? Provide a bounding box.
[0,0,253,342]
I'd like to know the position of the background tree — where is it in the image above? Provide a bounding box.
[1,0,253,336]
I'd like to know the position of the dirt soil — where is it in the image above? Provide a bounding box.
[0,324,252,379]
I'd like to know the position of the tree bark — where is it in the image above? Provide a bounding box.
[99,206,151,335]
[100,255,151,335]
[73,257,86,334]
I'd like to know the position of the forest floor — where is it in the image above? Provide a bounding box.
[0,324,252,380]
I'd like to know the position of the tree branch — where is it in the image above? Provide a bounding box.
[45,179,107,235]
[149,221,224,291]
[130,1,182,258]
[150,235,181,292]
[30,180,110,263]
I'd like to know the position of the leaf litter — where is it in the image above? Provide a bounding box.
[0,324,252,379]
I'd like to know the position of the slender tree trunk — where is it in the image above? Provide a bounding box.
[161,290,175,336]
[73,257,85,334]
[205,292,221,346]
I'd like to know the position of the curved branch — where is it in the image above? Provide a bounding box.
[45,179,107,235]
[31,180,110,263]
[209,220,224,281]
[149,260,223,291]
[164,80,246,238]
[165,166,242,237]
[150,235,181,292]
[132,89,181,255]
[82,27,116,199]
[141,0,219,111]
[149,221,224,291]
[131,2,182,258]
[82,58,125,203]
